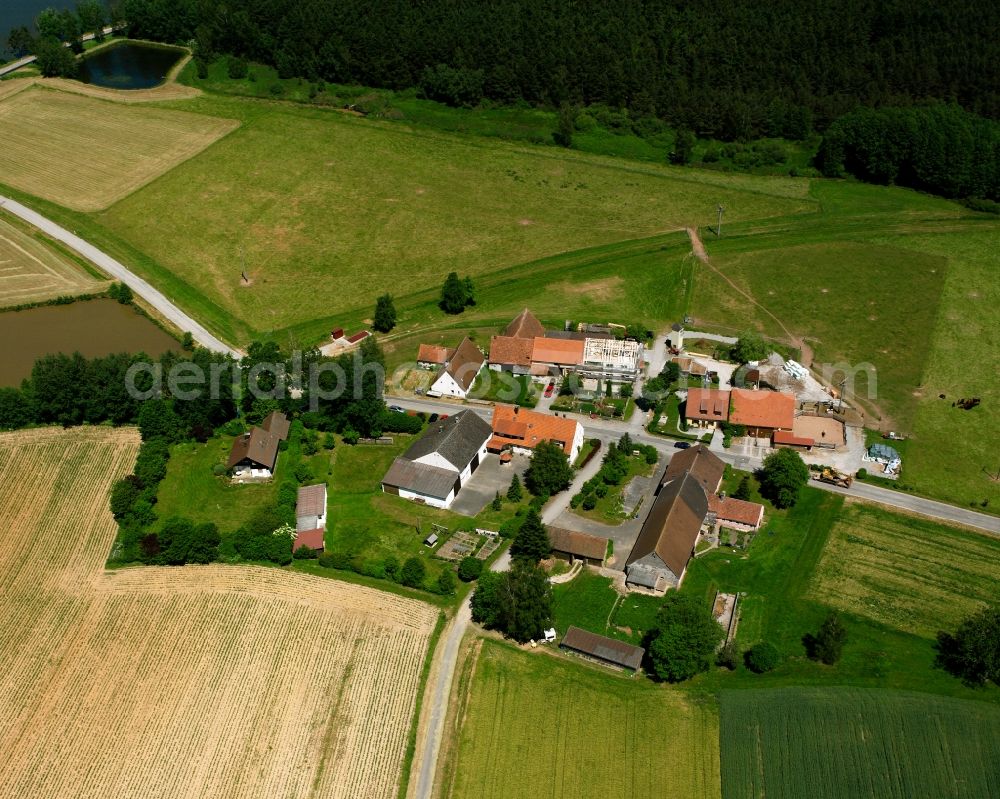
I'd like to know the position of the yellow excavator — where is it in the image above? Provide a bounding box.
[812,467,853,488]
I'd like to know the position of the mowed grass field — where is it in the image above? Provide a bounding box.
[0,426,436,799]
[0,85,237,211]
[808,501,1000,638]
[719,687,1000,799]
[447,640,721,799]
[91,93,814,339]
[0,213,107,306]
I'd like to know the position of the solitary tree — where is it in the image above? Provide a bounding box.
[670,129,696,165]
[757,448,810,508]
[524,440,573,496]
[510,508,551,564]
[439,272,468,314]
[810,612,848,665]
[400,556,426,589]
[457,556,483,582]
[553,103,575,147]
[731,331,768,363]
[373,293,397,332]
[646,593,724,682]
[935,605,1000,686]
[506,473,523,502]
[491,491,503,511]
[733,474,752,501]
[436,568,456,595]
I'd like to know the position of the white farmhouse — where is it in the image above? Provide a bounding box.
[429,337,485,399]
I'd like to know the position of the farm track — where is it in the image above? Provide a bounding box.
[0,427,436,799]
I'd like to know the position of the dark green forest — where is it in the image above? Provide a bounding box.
[117,0,1000,139]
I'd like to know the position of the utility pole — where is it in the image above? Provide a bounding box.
[716,204,725,237]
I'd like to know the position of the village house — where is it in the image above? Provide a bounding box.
[547,526,609,567]
[504,307,546,339]
[487,404,585,462]
[684,387,731,429]
[416,343,454,369]
[294,483,328,553]
[530,337,585,376]
[663,443,725,495]
[487,335,534,374]
[429,337,485,399]
[381,410,492,509]
[226,411,290,480]
[729,387,796,437]
[707,494,764,531]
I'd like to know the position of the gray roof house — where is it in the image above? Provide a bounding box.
[381,410,492,510]
[625,472,709,591]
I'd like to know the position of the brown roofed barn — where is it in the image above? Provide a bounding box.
[663,443,725,495]
[505,308,545,339]
[729,388,795,435]
[548,527,608,566]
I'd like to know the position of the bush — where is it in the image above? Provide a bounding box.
[269,82,284,96]
[211,462,227,476]
[581,493,597,510]
[436,568,457,595]
[745,642,781,673]
[227,55,248,79]
[294,462,313,483]
[716,641,740,670]
[293,545,319,559]
[457,556,484,582]
[856,468,868,479]
[342,427,359,445]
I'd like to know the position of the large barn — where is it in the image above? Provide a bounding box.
[381,410,492,509]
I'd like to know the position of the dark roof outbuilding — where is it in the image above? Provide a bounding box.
[403,410,491,471]
[663,443,725,494]
[560,626,644,670]
[382,457,459,500]
[626,473,708,578]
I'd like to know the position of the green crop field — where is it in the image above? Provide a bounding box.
[808,502,1000,637]
[719,687,1000,799]
[448,640,721,799]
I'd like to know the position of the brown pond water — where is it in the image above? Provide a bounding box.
[0,299,177,387]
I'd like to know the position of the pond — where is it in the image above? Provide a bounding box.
[77,41,184,90]
[0,299,178,387]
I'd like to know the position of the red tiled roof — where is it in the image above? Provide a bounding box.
[417,344,454,364]
[773,430,815,447]
[489,405,579,456]
[729,388,795,430]
[347,330,370,344]
[548,527,608,562]
[685,388,730,422]
[531,337,584,366]
[505,308,545,339]
[489,335,533,367]
[293,529,325,552]
[708,495,764,528]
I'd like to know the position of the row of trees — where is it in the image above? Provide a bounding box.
[818,103,1000,202]
[6,1,118,77]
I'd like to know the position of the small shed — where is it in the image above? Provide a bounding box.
[424,533,439,547]
[560,626,645,671]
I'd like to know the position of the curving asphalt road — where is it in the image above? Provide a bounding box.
[0,196,240,357]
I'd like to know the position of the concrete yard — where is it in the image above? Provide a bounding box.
[449,452,530,516]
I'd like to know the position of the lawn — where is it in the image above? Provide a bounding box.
[551,569,662,647]
[680,485,1000,701]
[469,367,538,407]
[448,639,721,799]
[88,88,811,341]
[569,453,655,523]
[807,501,1000,637]
[719,687,1000,799]
[153,434,283,532]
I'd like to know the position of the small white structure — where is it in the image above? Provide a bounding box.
[543,628,557,643]
[424,533,439,547]
[783,359,809,381]
[430,336,485,399]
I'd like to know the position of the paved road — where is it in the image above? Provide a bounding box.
[0,27,118,77]
[389,395,1000,535]
[0,196,240,357]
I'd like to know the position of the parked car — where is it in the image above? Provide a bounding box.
[544,381,555,398]
[414,388,424,395]
[388,405,405,413]
[674,441,692,449]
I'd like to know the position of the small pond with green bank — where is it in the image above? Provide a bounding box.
[78,41,183,90]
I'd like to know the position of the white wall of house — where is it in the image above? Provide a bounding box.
[431,370,469,398]
[396,486,455,509]
[568,422,585,462]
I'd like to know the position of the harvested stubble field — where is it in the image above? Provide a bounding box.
[0,215,106,306]
[0,85,237,211]
[807,501,1000,638]
[447,640,720,799]
[719,687,1000,799]
[0,426,436,799]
